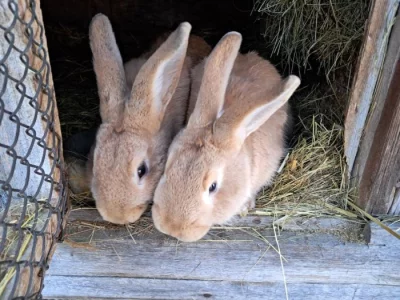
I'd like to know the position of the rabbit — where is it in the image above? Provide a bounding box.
[87,14,211,225]
[64,31,209,197]
[151,32,301,242]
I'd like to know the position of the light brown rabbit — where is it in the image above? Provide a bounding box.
[152,32,301,242]
[87,14,210,224]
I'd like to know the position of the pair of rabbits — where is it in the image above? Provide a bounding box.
[80,14,300,242]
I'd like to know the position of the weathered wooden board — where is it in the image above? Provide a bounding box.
[344,0,399,174]
[44,277,400,300]
[353,7,400,214]
[352,3,400,188]
[42,210,400,299]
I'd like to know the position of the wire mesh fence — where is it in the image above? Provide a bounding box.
[0,0,68,298]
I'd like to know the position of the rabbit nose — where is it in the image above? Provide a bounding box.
[100,213,130,225]
[100,211,130,225]
[175,232,198,243]
[97,204,146,225]
[152,205,182,238]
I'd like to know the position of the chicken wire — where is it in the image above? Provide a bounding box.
[0,0,68,298]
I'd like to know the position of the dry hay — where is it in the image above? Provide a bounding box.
[249,0,371,221]
[62,207,155,249]
[0,200,48,294]
[254,81,352,218]
[255,115,353,218]
[252,0,370,82]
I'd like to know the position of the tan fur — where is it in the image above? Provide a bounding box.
[65,156,90,194]
[87,14,211,225]
[152,32,300,242]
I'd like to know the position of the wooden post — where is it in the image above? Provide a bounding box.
[344,0,399,175]
[357,19,400,214]
[345,0,400,214]
[0,0,68,297]
[347,2,400,214]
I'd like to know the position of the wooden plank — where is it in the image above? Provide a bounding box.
[0,0,68,297]
[43,277,400,300]
[68,208,365,233]
[43,231,400,285]
[42,211,400,299]
[355,14,400,214]
[344,0,399,174]
[352,4,400,190]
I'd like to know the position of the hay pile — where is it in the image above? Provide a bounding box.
[255,117,355,218]
[252,0,370,218]
[0,201,47,293]
[254,83,353,216]
[253,0,369,83]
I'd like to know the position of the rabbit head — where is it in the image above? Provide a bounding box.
[152,32,300,241]
[88,14,191,224]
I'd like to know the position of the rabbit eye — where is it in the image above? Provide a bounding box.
[209,182,217,193]
[137,162,147,179]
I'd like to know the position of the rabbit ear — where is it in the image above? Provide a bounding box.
[123,22,192,131]
[187,32,242,129]
[89,14,126,125]
[215,75,300,146]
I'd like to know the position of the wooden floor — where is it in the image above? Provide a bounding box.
[42,209,400,299]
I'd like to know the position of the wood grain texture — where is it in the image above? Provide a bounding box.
[351,5,400,189]
[355,14,400,214]
[344,0,399,174]
[44,277,400,300]
[42,211,400,299]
